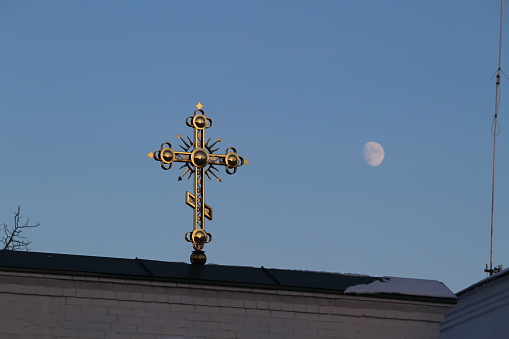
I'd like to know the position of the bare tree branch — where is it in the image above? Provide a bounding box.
[1,206,41,251]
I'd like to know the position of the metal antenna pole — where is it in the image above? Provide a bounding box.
[486,0,504,276]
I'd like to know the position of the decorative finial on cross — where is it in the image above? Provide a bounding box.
[147,103,248,265]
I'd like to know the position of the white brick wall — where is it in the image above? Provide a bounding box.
[441,271,509,339]
[0,271,451,339]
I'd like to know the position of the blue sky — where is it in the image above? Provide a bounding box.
[1,1,507,293]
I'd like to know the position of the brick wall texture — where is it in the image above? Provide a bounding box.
[0,271,451,339]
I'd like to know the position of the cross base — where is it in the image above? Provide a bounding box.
[190,250,207,266]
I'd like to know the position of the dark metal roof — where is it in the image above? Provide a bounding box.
[0,250,455,304]
[456,267,509,297]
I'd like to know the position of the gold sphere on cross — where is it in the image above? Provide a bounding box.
[192,229,208,246]
[161,149,174,163]
[193,115,207,129]
[191,148,209,167]
[226,153,240,168]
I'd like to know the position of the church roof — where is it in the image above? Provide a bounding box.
[0,250,456,303]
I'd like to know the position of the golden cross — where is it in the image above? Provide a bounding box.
[147,103,248,265]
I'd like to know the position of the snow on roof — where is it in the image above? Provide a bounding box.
[344,277,457,299]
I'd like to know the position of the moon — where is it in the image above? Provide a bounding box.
[363,142,385,167]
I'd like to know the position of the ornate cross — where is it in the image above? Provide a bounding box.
[147,103,248,265]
